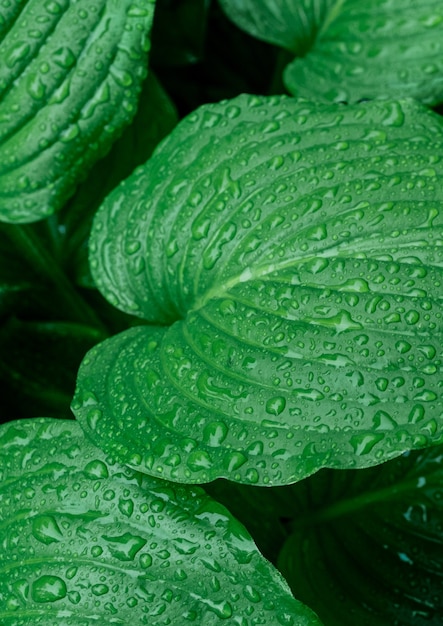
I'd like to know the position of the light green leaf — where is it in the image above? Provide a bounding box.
[221,0,443,105]
[0,0,155,224]
[278,443,443,625]
[0,418,319,625]
[73,94,443,486]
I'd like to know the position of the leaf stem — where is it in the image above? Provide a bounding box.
[5,224,108,335]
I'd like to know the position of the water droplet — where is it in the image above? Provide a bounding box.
[32,516,64,545]
[6,42,30,68]
[187,450,213,471]
[127,4,151,17]
[102,533,147,561]
[202,421,228,446]
[53,46,76,69]
[372,410,397,430]
[31,576,67,603]
[92,583,109,596]
[84,459,109,479]
[224,451,247,472]
[245,468,259,484]
[140,553,152,569]
[350,432,384,455]
[266,396,286,416]
[118,497,134,518]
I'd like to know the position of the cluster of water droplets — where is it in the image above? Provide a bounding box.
[0,419,315,625]
[283,0,443,105]
[79,94,443,486]
[0,0,154,222]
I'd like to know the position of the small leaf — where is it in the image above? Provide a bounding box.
[278,444,443,625]
[0,418,320,625]
[74,95,443,486]
[0,0,155,223]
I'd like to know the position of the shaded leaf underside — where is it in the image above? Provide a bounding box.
[73,94,443,486]
[278,444,443,625]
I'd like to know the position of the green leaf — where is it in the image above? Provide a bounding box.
[0,0,155,224]
[73,94,443,486]
[0,418,320,626]
[278,444,443,625]
[221,0,443,105]
[219,0,333,54]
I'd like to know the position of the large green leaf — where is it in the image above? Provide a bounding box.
[0,0,155,224]
[220,0,443,105]
[73,94,443,486]
[278,444,443,625]
[0,418,319,625]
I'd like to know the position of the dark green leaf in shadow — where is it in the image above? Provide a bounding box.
[0,0,155,223]
[73,95,443,486]
[219,0,332,55]
[0,418,321,625]
[278,444,443,625]
[150,0,211,67]
[0,320,103,420]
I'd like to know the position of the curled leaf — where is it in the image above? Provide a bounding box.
[0,0,155,223]
[0,418,319,625]
[74,94,443,486]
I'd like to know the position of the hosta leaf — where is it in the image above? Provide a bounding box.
[278,444,443,625]
[73,95,443,486]
[0,0,155,224]
[0,418,320,626]
[221,0,443,105]
[219,0,333,54]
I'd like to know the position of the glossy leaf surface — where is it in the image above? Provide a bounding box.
[278,444,443,625]
[0,418,319,625]
[0,0,155,223]
[74,95,443,486]
[221,0,443,105]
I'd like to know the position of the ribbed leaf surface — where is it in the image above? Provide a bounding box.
[73,95,443,486]
[0,418,318,625]
[0,0,155,223]
[278,444,443,625]
[220,0,443,105]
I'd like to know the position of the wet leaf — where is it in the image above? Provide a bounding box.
[73,94,443,486]
[0,0,155,223]
[278,444,443,625]
[0,418,320,625]
[221,0,443,105]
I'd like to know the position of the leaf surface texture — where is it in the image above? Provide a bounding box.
[74,95,443,485]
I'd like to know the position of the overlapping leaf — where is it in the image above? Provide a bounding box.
[0,418,319,625]
[73,94,443,486]
[0,0,155,223]
[221,0,443,105]
[278,444,443,625]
